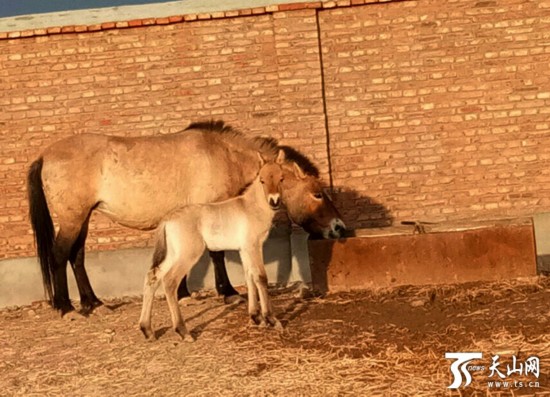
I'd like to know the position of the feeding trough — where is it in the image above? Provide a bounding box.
[308,218,537,293]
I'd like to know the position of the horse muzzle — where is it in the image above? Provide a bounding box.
[327,218,346,239]
[268,195,281,210]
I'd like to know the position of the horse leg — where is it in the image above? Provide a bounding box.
[68,215,102,315]
[51,226,82,316]
[139,267,162,340]
[163,240,204,342]
[163,265,195,342]
[210,250,242,304]
[240,250,261,325]
[242,245,282,330]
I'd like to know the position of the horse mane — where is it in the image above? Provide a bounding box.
[278,145,320,178]
[185,120,319,177]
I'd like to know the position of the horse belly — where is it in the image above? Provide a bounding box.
[201,214,246,252]
[95,201,166,230]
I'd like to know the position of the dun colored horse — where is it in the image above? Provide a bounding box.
[27,121,346,316]
[139,151,286,341]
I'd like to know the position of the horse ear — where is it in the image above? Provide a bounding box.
[276,149,285,164]
[293,162,307,179]
[257,152,265,166]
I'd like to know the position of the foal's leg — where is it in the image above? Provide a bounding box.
[139,267,162,340]
[163,240,205,342]
[140,228,172,339]
[210,250,242,304]
[68,215,102,314]
[163,264,196,343]
[241,257,261,325]
[241,246,282,329]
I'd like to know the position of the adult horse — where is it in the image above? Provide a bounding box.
[27,121,346,316]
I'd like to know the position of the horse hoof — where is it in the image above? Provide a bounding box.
[140,326,155,340]
[249,314,262,326]
[258,319,268,328]
[182,334,196,343]
[224,294,246,305]
[272,319,284,332]
[265,315,283,331]
[62,311,86,321]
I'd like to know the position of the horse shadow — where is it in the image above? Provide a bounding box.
[331,188,393,232]
[153,301,237,340]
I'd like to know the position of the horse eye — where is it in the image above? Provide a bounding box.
[313,193,323,200]
[260,179,265,184]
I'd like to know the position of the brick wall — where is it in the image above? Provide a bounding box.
[1,0,549,259]
[0,10,328,259]
[320,0,550,228]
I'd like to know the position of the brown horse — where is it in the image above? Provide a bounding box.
[140,151,286,341]
[27,121,346,316]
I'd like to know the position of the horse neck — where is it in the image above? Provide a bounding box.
[241,178,274,220]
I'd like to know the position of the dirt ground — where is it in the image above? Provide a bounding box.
[1,276,549,397]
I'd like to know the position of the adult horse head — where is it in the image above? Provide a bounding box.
[277,146,345,239]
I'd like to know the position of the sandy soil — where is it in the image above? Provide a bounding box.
[1,277,549,396]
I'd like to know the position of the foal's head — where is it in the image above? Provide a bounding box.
[258,150,285,211]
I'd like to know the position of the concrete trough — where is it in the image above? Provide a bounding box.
[308,218,537,293]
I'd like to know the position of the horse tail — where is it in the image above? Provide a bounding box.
[27,157,55,303]
[152,224,167,269]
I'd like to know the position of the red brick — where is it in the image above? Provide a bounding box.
[128,19,143,27]
[101,22,116,29]
[141,18,156,25]
[183,14,198,21]
[168,15,184,23]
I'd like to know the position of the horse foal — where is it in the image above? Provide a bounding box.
[139,151,286,341]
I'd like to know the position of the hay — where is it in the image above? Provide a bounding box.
[0,276,548,396]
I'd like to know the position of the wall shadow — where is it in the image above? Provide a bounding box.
[331,188,394,233]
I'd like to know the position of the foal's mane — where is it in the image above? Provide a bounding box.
[185,120,320,178]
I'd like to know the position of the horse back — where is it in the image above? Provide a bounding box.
[39,132,256,230]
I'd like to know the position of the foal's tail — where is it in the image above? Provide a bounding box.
[152,224,167,269]
[27,157,55,303]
